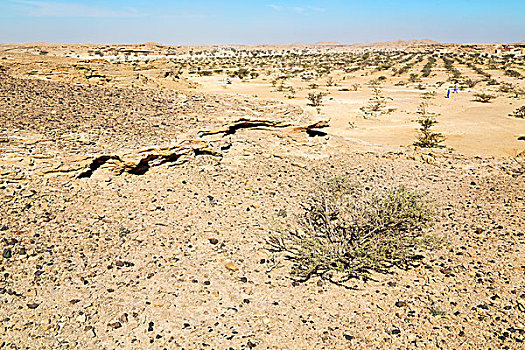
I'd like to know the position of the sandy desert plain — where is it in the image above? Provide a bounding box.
[0,41,524,349]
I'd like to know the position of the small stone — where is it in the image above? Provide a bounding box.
[440,268,453,275]
[2,248,12,259]
[27,303,39,309]
[343,334,354,341]
[69,299,81,305]
[225,262,238,271]
[76,314,87,323]
[148,321,154,332]
[395,301,407,307]
[208,238,219,245]
[108,321,122,329]
[391,329,401,335]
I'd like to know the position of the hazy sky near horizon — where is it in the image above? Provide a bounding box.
[0,0,524,45]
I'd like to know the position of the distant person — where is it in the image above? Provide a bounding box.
[446,89,450,98]
[454,85,458,93]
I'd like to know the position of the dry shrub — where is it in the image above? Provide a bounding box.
[268,177,437,285]
[509,106,525,119]
[307,92,323,106]
[474,93,495,103]
[413,102,445,148]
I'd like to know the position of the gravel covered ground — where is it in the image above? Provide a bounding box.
[1,72,524,349]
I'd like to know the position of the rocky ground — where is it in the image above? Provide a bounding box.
[0,71,524,349]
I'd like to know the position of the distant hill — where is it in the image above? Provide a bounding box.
[388,39,440,46]
[314,42,347,46]
[310,39,440,48]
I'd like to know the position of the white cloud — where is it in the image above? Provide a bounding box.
[292,7,305,13]
[308,6,325,12]
[159,12,210,19]
[268,3,325,14]
[11,0,145,18]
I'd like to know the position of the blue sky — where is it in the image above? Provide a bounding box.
[0,0,524,44]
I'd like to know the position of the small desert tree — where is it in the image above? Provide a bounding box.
[409,73,420,83]
[232,68,250,79]
[465,78,479,88]
[307,92,323,107]
[359,80,393,118]
[414,102,445,148]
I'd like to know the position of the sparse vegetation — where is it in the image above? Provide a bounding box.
[268,177,436,284]
[509,106,525,119]
[421,57,435,77]
[414,103,445,148]
[307,92,324,106]
[2,41,525,349]
[443,57,461,82]
[499,83,525,98]
[359,80,393,118]
[409,73,420,83]
[464,78,479,88]
[504,69,522,79]
[473,93,496,103]
[230,68,251,79]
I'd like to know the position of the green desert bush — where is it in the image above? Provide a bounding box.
[414,116,445,148]
[414,103,445,148]
[268,177,436,284]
